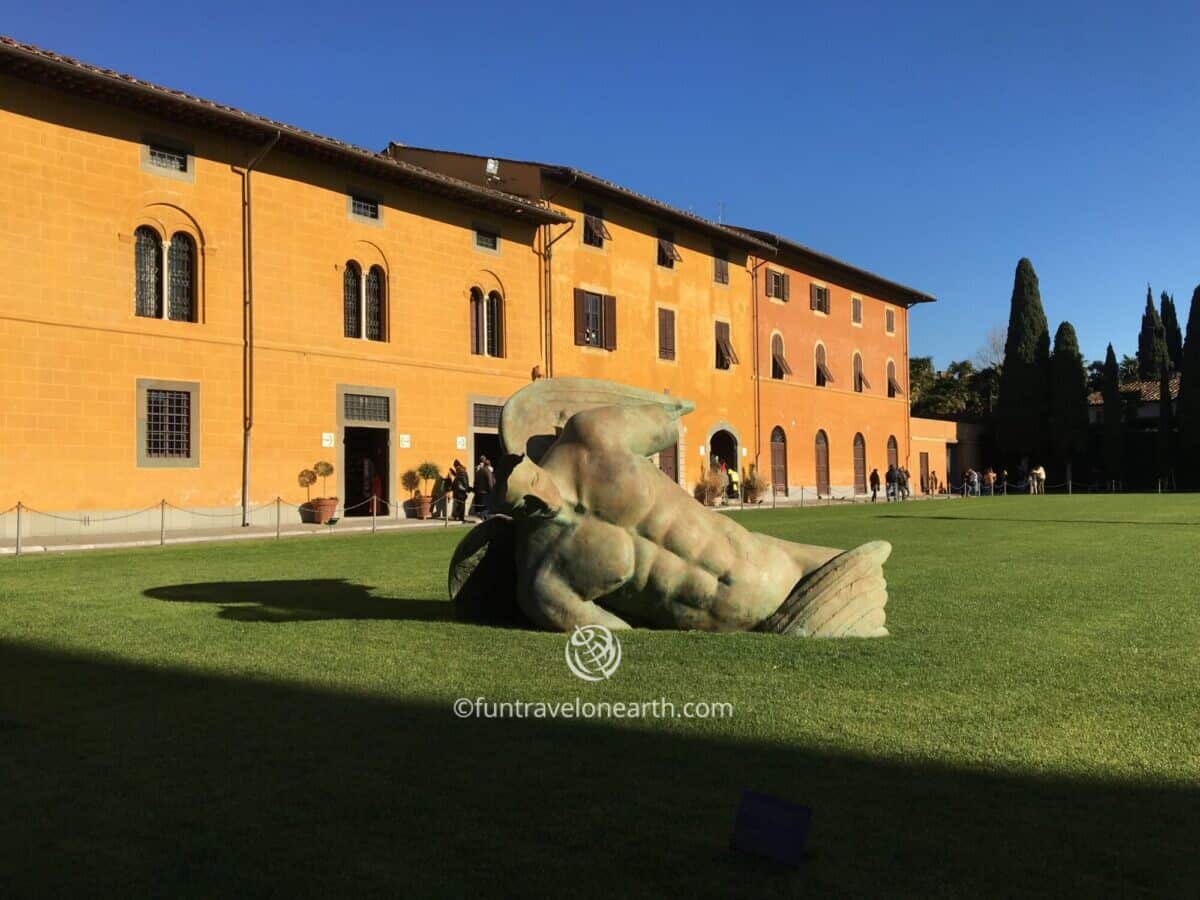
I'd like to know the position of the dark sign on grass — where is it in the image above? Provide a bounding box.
[730,789,812,868]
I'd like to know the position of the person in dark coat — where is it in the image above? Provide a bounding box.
[474,456,495,520]
[452,460,471,522]
[885,465,897,502]
[869,468,881,503]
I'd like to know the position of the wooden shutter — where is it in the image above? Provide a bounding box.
[658,442,678,483]
[573,288,586,345]
[602,294,617,350]
[781,273,790,302]
[810,283,819,310]
[469,292,479,353]
[853,435,867,494]
[815,432,830,496]
[658,308,675,360]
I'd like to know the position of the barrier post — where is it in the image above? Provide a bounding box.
[276,497,281,539]
[372,498,377,534]
[14,502,22,557]
[160,499,166,546]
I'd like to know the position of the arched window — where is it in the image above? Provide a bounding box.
[853,433,867,494]
[470,288,504,357]
[770,334,791,380]
[887,435,899,470]
[815,344,831,387]
[343,262,361,338]
[770,426,788,496]
[853,353,864,393]
[167,232,195,322]
[814,430,830,497]
[134,227,163,318]
[887,360,902,398]
[365,265,385,341]
[486,291,504,357]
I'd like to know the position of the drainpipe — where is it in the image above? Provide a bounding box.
[748,248,774,474]
[237,131,280,526]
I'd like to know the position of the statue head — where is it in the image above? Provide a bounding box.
[495,454,562,519]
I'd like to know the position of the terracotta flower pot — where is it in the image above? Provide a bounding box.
[300,497,339,524]
[416,495,432,519]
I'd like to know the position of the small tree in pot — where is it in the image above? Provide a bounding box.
[300,460,338,524]
[401,469,421,518]
[412,461,441,519]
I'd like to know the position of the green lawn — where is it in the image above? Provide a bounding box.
[1,496,1197,897]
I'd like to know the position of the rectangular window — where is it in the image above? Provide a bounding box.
[715,321,739,370]
[810,283,830,314]
[350,195,379,220]
[344,393,390,422]
[657,229,681,268]
[582,204,610,248]
[574,289,616,350]
[713,247,729,285]
[147,144,188,173]
[146,389,192,458]
[852,296,863,324]
[473,403,503,428]
[658,308,676,361]
[475,227,499,251]
[766,270,790,301]
[885,308,896,334]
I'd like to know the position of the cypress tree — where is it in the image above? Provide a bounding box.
[1137,285,1169,379]
[1048,322,1089,483]
[1178,286,1200,469]
[1102,344,1123,482]
[1161,291,1183,372]
[997,258,1051,462]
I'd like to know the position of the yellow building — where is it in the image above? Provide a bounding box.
[0,36,948,538]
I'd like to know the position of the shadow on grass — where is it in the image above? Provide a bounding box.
[878,514,1200,527]
[0,641,1195,898]
[144,579,452,623]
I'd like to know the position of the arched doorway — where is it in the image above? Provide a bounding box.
[770,426,788,496]
[814,430,830,497]
[853,433,867,494]
[709,429,737,477]
[887,435,899,470]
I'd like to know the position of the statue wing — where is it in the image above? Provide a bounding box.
[448,515,529,628]
[500,377,693,463]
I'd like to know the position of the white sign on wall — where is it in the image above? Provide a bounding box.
[398,434,412,449]
[321,432,335,448]
[456,436,467,450]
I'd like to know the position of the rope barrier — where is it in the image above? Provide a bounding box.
[20,503,161,523]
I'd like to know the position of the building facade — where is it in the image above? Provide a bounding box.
[0,36,947,537]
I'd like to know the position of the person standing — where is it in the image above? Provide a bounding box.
[897,467,910,501]
[452,460,471,522]
[869,468,881,503]
[885,465,897,502]
[474,456,495,520]
[1034,464,1047,495]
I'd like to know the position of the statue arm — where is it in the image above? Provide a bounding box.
[563,401,693,458]
[518,562,632,632]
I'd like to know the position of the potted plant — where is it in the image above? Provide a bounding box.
[299,460,338,524]
[693,470,724,507]
[401,469,421,518]
[742,465,765,504]
[414,461,441,519]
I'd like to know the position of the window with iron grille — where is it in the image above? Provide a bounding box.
[473,403,503,428]
[583,204,610,248]
[344,393,389,422]
[656,229,680,268]
[713,247,729,285]
[147,144,188,173]
[852,296,863,324]
[885,308,896,333]
[810,283,830,314]
[343,262,361,338]
[475,227,499,251]
[167,233,195,322]
[350,195,379,220]
[135,227,163,318]
[365,266,384,341]
[146,389,192,458]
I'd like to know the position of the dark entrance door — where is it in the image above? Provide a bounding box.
[709,430,738,498]
[920,451,930,493]
[770,427,787,496]
[472,433,503,470]
[853,433,867,494]
[658,442,678,484]
[815,430,830,497]
[344,426,388,516]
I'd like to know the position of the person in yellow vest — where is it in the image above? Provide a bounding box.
[729,466,741,500]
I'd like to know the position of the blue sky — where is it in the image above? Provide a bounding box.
[7,1,1199,366]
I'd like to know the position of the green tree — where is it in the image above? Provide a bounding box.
[1157,362,1174,484]
[1102,344,1123,482]
[1161,291,1183,372]
[1048,322,1089,482]
[997,258,1050,462]
[908,356,936,408]
[1119,354,1140,384]
[1137,285,1169,378]
[1178,286,1200,473]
